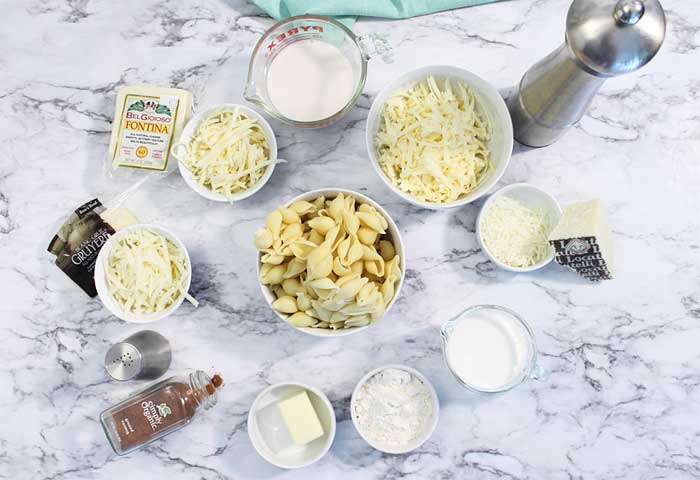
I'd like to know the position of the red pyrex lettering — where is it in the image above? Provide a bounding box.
[267,25,323,51]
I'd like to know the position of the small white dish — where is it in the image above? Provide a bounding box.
[94,224,192,323]
[247,382,336,469]
[350,364,439,454]
[256,188,406,338]
[365,65,513,210]
[174,103,279,202]
[476,182,562,272]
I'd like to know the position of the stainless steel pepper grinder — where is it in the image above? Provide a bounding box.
[507,0,666,147]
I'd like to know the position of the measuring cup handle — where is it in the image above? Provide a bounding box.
[358,33,393,63]
[530,363,547,382]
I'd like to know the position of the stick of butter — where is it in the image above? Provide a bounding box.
[108,86,193,172]
[276,390,324,446]
[548,199,614,281]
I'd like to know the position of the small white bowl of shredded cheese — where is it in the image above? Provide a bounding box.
[476,183,562,272]
[95,224,196,322]
[366,65,513,209]
[173,104,282,202]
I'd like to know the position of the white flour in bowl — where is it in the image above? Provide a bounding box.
[352,368,433,448]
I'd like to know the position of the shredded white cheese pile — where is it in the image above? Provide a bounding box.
[180,108,281,199]
[375,76,491,204]
[105,229,196,315]
[480,196,551,268]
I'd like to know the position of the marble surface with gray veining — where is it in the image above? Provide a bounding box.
[2,0,699,478]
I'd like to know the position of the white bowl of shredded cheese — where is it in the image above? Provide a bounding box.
[173,104,281,202]
[95,224,195,322]
[476,183,562,272]
[366,65,513,209]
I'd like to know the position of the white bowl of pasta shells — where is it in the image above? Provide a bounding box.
[255,189,406,337]
[365,65,513,210]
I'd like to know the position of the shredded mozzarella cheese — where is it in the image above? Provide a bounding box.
[180,108,281,199]
[375,76,491,204]
[480,196,551,268]
[105,229,196,315]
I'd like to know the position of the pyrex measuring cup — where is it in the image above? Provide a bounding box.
[244,15,392,128]
[440,305,545,394]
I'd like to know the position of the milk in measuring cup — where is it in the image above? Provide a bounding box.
[446,308,531,391]
[267,39,358,122]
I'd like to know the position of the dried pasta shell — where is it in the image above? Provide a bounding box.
[272,285,285,299]
[308,216,335,235]
[266,210,283,238]
[350,260,364,276]
[357,227,378,246]
[254,228,273,250]
[308,230,324,245]
[288,312,316,327]
[336,274,368,300]
[306,244,333,280]
[306,277,338,300]
[261,252,286,265]
[272,296,298,314]
[379,240,396,261]
[330,311,350,324]
[283,257,306,279]
[337,235,364,267]
[358,204,388,233]
[345,315,371,328]
[312,195,326,211]
[382,255,401,304]
[296,292,312,311]
[281,223,303,244]
[343,210,360,235]
[364,257,385,277]
[361,244,383,262]
[333,256,352,276]
[310,300,333,322]
[312,321,330,329]
[279,207,301,224]
[289,239,317,259]
[289,200,316,216]
[260,264,286,285]
[282,278,304,296]
[329,194,345,222]
[324,224,346,253]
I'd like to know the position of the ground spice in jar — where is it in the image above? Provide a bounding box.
[100,371,222,455]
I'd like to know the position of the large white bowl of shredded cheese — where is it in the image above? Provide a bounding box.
[173,104,280,202]
[366,65,513,209]
[94,224,194,323]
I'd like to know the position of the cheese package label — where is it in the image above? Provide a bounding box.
[109,86,192,172]
[548,200,614,282]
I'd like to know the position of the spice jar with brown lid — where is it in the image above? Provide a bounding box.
[100,370,223,455]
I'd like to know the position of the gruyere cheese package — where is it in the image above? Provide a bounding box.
[106,85,193,181]
[548,200,614,281]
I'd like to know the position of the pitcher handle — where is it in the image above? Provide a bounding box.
[358,33,393,63]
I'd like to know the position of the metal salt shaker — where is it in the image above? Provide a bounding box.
[105,330,172,381]
[507,0,666,147]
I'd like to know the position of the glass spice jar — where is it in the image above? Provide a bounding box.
[100,370,223,455]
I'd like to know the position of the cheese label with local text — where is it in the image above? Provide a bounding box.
[549,236,612,281]
[113,94,180,171]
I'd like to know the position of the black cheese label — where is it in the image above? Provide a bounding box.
[549,236,612,282]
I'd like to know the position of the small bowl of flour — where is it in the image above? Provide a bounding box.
[351,365,439,454]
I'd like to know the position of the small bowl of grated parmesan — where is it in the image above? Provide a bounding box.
[476,183,562,272]
[173,103,283,203]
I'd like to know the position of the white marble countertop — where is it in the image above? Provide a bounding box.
[3,0,699,478]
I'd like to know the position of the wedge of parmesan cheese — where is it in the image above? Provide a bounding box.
[548,200,614,281]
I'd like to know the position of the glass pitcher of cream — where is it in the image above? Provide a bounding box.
[440,305,545,393]
[244,15,392,128]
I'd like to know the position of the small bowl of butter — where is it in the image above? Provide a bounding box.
[247,382,336,469]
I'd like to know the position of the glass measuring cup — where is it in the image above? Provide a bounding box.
[244,15,391,128]
[440,305,545,394]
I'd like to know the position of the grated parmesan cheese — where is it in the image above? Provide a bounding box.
[375,76,491,204]
[105,229,196,315]
[480,196,551,268]
[179,108,282,199]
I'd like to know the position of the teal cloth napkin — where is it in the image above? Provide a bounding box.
[251,0,503,25]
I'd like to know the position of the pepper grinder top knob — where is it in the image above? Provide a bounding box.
[566,0,666,77]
